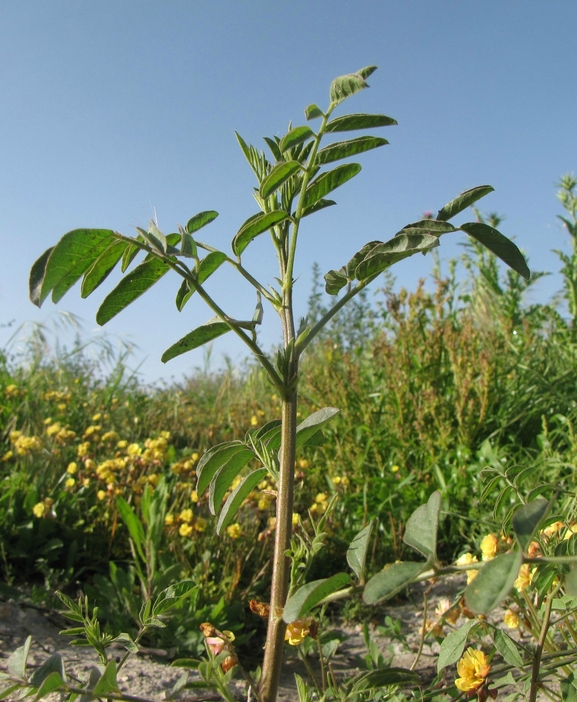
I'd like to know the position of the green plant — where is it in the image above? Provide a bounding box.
[26,66,529,702]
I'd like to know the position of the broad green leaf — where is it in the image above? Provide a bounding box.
[152,581,198,617]
[347,521,374,581]
[363,562,425,605]
[565,566,577,597]
[7,636,31,679]
[260,161,302,199]
[142,221,167,253]
[436,185,495,222]
[34,670,65,698]
[459,222,530,280]
[560,674,577,702]
[512,498,549,552]
[186,210,219,234]
[345,241,381,277]
[216,468,268,534]
[324,268,348,295]
[29,653,65,687]
[494,629,525,668]
[196,441,248,495]
[325,113,397,133]
[198,251,228,283]
[232,210,289,256]
[403,491,442,561]
[92,660,119,696]
[264,136,282,161]
[208,447,256,515]
[350,668,421,693]
[161,319,231,363]
[112,633,139,652]
[305,104,323,120]
[301,198,336,218]
[283,573,351,622]
[464,551,523,614]
[330,70,370,105]
[354,232,439,281]
[437,621,477,672]
[81,240,127,297]
[29,247,53,307]
[400,219,457,235]
[280,126,315,153]
[180,231,197,258]
[316,136,388,165]
[303,163,361,209]
[295,407,340,449]
[31,229,116,306]
[116,497,146,563]
[96,257,169,325]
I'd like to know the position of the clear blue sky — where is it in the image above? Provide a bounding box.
[2,1,576,384]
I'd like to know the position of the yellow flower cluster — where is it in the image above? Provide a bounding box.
[5,384,20,398]
[9,431,41,456]
[310,492,328,515]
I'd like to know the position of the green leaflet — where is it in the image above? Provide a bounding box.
[303,163,361,209]
[460,222,531,280]
[363,562,425,605]
[232,210,289,256]
[325,113,397,133]
[316,136,388,165]
[30,229,117,307]
[464,551,523,614]
[196,441,248,496]
[260,161,302,199]
[186,210,219,234]
[280,126,315,153]
[161,319,231,363]
[81,240,127,297]
[347,521,374,582]
[96,256,170,325]
[436,185,494,221]
[208,447,256,514]
[216,468,268,534]
[403,491,441,562]
[354,232,439,281]
[283,573,351,622]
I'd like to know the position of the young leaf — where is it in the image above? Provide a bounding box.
[232,210,289,256]
[459,222,530,280]
[196,441,249,495]
[283,573,351,622]
[216,468,268,534]
[354,232,439,281]
[316,136,388,165]
[30,229,117,307]
[305,104,323,120]
[161,318,231,363]
[512,498,549,552]
[208,447,256,514]
[324,268,348,295]
[92,660,119,696]
[176,279,192,311]
[186,210,219,234]
[81,240,127,297]
[301,198,336,218]
[347,521,374,582]
[180,231,197,258]
[280,126,315,153]
[363,562,425,605]
[436,185,494,222]
[464,551,523,615]
[295,407,340,449]
[303,163,361,209]
[403,491,442,562]
[330,72,368,105]
[437,620,477,672]
[143,221,167,253]
[7,636,31,680]
[96,256,170,325]
[350,668,421,693]
[494,629,525,668]
[260,161,302,199]
[325,113,397,133]
[116,497,146,563]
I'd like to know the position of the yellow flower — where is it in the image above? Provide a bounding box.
[97,490,107,500]
[77,442,91,458]
[480,533,499,561]
[455,648,490,692]
[165,514,174,526]
[127,443,142,456]
[191,490,199,503]
[226,523,242,539]
[179,523,193,537]
[102,431,119,443]
[5,384,19,397]
[285,617,316,646]
[65,478,75,488]
[456,553,479,584]
[194,517,208,532]
[67,462,78,474]
[250,415,259,427]
[391,465,400,473]
[179,508,193,523]
[191,452,199,462]
[45,422,62,437]
[292,513,300,526]
[32,502,46,518]
[117,440,128,449]
[514,564,534,592]
[504,610,520,629]
[91,413,102,422]
[2,450,13,461]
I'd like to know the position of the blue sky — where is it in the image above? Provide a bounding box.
[1,1,576,384]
